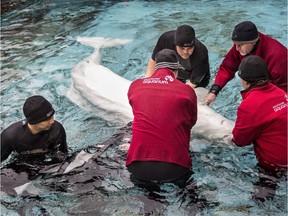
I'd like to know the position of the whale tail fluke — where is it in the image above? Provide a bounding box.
[75,36,131,65]
[76,36,131,49]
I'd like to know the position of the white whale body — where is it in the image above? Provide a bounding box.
[67,36,234,144]
[67,36,133,121]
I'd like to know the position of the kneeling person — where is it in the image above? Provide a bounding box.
[126,49,197,182]
[232,55,287,171]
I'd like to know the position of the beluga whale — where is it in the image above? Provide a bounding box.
[67,36,133,122]
[67,36,235,144]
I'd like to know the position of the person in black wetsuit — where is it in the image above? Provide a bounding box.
[145,24,210,88]
[1,95,68,163]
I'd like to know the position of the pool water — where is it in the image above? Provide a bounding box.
[1,0,287,215]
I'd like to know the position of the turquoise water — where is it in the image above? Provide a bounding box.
[1,0,287,215]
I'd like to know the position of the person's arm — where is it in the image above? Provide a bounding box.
[145,58,156,77]
[203,84,221,105]
[57,124,68,153]
[189,89,198,127]
[49,123,68,162]
[186,80,197,88]
[204,46,241,105]
[50,122,68,154]
[0,129,14,162]
[232,103,258,146]
[145,31,174,77]
[189,44,210,88]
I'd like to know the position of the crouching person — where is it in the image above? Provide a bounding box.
[232,55,287,201]
[126,49,197,183]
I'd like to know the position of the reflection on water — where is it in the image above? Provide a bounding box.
[1,0,287,215]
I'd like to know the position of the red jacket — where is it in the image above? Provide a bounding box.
[215,32,287,92]
[126,68,197,169]
[232,83,287,169]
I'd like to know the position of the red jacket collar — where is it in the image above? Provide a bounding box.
[240,83,272,99]
[153,68,176,78]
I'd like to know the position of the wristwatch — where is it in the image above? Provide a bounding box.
[209,84,222,96]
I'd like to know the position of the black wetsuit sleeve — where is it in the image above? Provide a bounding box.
[48,121,68,154]
[189,41,210,88]
[56,123,68,153]
[190,56,210,88]
[1,125,17,162]
[1,137,13,162]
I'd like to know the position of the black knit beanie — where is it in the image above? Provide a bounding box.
[232,21,259,42]
[174,25,195,47]
[23,95,55,124]
[238,55,268,82]
[155,49,179,70]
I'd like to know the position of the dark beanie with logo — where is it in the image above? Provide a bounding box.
[23,95,55,124]
[238,55,268,82]
[232,21,259,42]
[174,24,195,47]
[155,49,179,71]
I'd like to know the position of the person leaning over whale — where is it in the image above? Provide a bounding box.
[126,49,197,182]
[1,95,68,163]
[145,24,210,88]
[204,21,287,105]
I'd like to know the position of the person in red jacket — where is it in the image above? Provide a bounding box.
[232,55,287,201]
[127,49,197,182]
[204,21,287,105]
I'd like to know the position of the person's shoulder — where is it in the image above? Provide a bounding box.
[51,120,66,132]
[267,83,287,95]
[2,120,25,134]
[131,77,144,85]
[192,38,209,60]
[258,31,275,41]
[194,38,208,51]
[129,78,144,90]
[158,30,175,41]
[1,120,24,142]
[175,81,197,95]
[240,87,266,107]
[160,30,175,37]
[53,120,63,126]
[259,32,286,47]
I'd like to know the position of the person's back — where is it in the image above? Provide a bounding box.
[255,32,287,90]
[127,49,197,182]
[233,83,287,167]
[128,68,197,165]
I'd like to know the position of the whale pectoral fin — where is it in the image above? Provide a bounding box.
[63,150,94,174]
[14,181,33,195]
